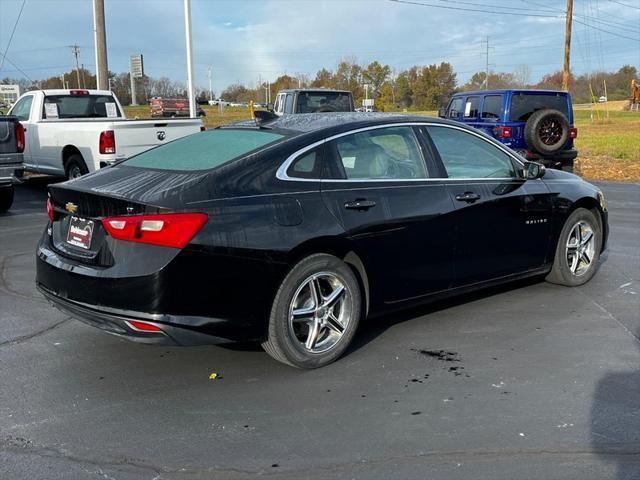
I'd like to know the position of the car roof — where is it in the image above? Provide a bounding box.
[452,89,569,96]
[277,89,352,94]
[222,112,459,137]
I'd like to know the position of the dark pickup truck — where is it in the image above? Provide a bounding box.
[271,89,355,116]
[0,116,25,212]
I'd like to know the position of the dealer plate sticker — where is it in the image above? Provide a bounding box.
[66,216,94,249]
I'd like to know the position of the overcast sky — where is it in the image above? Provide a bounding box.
[0,0,638,93]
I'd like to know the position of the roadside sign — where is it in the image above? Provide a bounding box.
[363,98,374,107]
[0,84,20,104]
[130,54,144,78]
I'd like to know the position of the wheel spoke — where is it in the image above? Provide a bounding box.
[581,251,591,265]
[323,284,345,309]
[309,277,323,309]
[305,319,321,350]
[581,230,593,247]
[324,313,345,334]
[569,253,579,273]
[291,306,316,323]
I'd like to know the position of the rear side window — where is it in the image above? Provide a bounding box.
[43,95,121,119]
[510,93,569,122]
[123,129,284,171]
[329,126,428,180]
[481,95,503,120]
[287,149,322,179]
[464,97,480,118]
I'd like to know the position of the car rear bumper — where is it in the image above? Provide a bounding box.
[522,149,578,163]
[37,282,247,346]
[0,160,24,184]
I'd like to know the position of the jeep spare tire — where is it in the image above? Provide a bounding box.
[524,109,570,156]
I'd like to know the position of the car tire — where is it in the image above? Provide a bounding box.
[524,109,570,156]
[262,253,362,369]
[561,160,575,173]
[546,208,602,286]
[0,185,14,213]
[65,154,88,180]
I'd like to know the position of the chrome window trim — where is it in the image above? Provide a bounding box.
[275,122,525,183]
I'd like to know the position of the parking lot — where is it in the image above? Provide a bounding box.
[0,178,638,479]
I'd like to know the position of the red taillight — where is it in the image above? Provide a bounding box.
[70,89,90,96]
[46,197,55,221]
[497,126,512,139]
[15,122,25,153]
[570,127,578,139]
[102,213,208,249]
[99,130,115,154]
[126,320,162,332]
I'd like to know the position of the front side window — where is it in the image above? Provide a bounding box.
[427,126,516,179]
[10,95,33,121]
[481,95,503,120]
[284,94,294,113]
[447,98,463,119]
[464,97,480,118]
[328,126,428,180]
[123,129,283,171]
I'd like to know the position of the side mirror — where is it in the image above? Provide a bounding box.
[267,102,274,112]
[438,107,447,118]
[523,161,546,180]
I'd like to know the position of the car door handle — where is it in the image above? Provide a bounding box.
[455,192,481,203]
[344,199,376,210]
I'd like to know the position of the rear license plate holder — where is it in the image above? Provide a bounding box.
[66,216,94,250]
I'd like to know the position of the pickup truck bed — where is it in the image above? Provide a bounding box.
[0,116,25,212]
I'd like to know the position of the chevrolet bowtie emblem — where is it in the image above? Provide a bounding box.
[65,202,78,214]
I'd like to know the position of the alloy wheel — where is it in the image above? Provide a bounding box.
[538,119,563,146]
[565,220,596,276]
[288,272,352,354]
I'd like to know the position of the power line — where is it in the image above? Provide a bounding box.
[388,0,563,18]
[0,0,27,73]
[573,17,640,41]
[608,0,640,10]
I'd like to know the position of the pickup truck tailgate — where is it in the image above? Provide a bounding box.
[113,119,203,159]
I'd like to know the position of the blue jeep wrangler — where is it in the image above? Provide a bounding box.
[440,89,578,172]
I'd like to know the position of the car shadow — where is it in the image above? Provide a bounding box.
[218,275,545,355]
[590,328,640,479]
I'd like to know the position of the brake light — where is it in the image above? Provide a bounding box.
[70,89,90,96]
[99,130,115,154]
[126,320,162,332]
[570,127,578,139]
[102,213,208,249]
[46,197,55,221]
[15,122,25,153]
[497,126,512,139]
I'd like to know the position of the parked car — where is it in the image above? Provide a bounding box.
[36,113,608,368]
[271,89,355,116]
[0,115,24,212]
[8,89,204,180]
[149,97,206,118]
[440,89,578,172]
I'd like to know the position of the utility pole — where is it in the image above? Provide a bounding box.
[183,0,196,118]
[207,67,213,101]
[562,0,574,92]
[482,36,490,90]
[93,0,109,90]
[71,45,81,88]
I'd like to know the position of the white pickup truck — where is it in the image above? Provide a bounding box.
[8,89,204,179]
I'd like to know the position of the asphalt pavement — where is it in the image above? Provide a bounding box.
[1,177,638,480]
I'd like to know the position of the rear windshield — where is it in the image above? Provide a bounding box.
[43,94,122,119]
[123,129,284,171]
[509,93,569,122]
[296,92,352,113]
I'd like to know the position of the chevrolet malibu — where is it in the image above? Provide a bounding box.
[36,113,608,368]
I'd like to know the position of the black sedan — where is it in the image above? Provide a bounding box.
[36,113,608,368]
